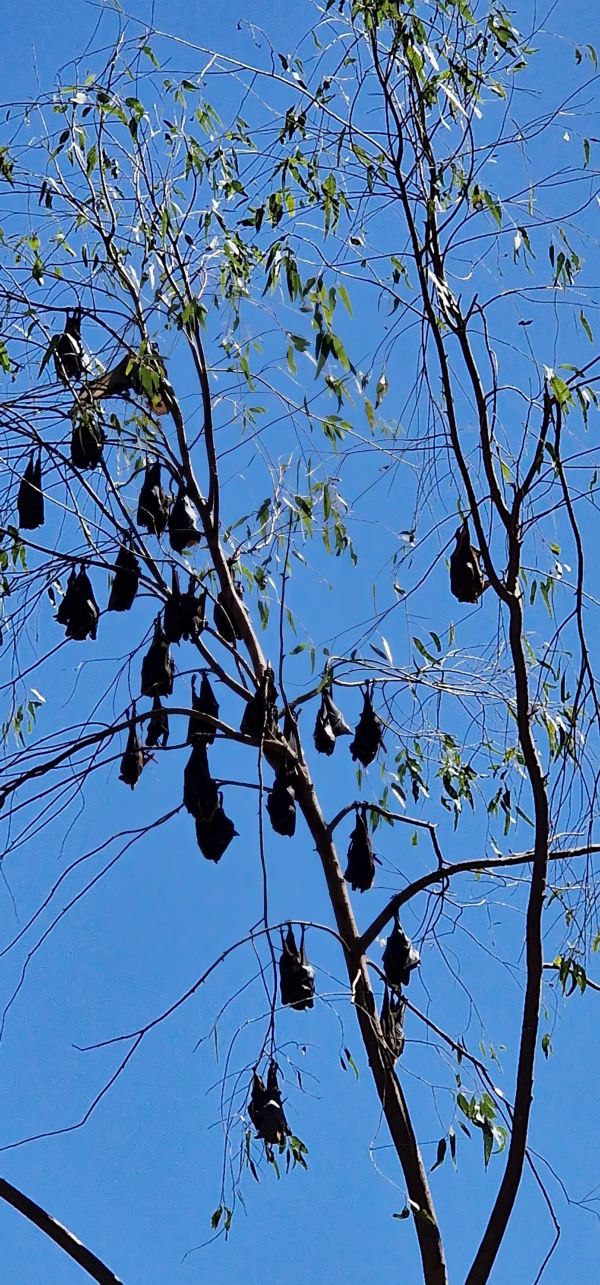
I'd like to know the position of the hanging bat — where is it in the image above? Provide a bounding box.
[119,708,145,788]
[382,917,420,989]
[323,684,351,737]
[186,673,219,745]
[213,581,244,644]
[240,666,278,739]
[380,986,406,1062]
[183,742,219,819]
[163,568,206,643]
[449,520,485,603]
[79,349,169,416]
[17,451,44,530]
[195,793,238,862]
[344,805,375,892]
[350,682,383,767]
[168,487,202,554]
[145,695,169,749]
[278,925,315,1009]
[136,462,170,536]
[313,681,351,755]
[70,407,105,469]
[266,757,296,837]
[248,1061,290,1150]
[283,707,302,761]
[56,565,99,640]
[53,309,83,384]
[140,617,174,696]
[313,699,336,755]
[107,539,140,612]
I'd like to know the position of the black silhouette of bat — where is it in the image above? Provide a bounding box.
[323,687,351,736]
[168,487,202,554]
[136,462,170,536]
[53,310,83,384]
[213,590,242,645]
[266,756,296,836]
[107,540,140,612]
[183,742,219,820]
[56,565,99,640]
[382,917,420,989]
[140,617,174,696]
[313,681,351,756]
[350,682,383,767]
[313,699,336,755]
[345,806,375,892]
[119,708,145,788]
[279,925,315,1009]
[17,451,44,530]
[449,520,485,603]
[240,666,278,739]
[380,986,406,1062]
[283,707,302,761]
[195,793,238,862]
[70,407,105,469]
[186,673,219,745]
[248,1061,290,1150]
[163,569,206,643]
[145,695,169,748]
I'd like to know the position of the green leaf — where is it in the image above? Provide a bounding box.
[380,635,393,666]
[541,1033,552,1059]
[482,1121,494,1169]
[86,144,97,176]
[343,1046,359,1079]
[579,310,593,343]
[338,284,353,316]
[430,1138,447,1172]
[413,636,437,664]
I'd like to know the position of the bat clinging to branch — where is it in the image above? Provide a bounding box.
[136,462,170,536]
[248,1062,290,1151]
[278,925,315,1009]
[107,539,140,613]
[56,566,99,641]
[449,520,485,604]
[17,451,44,530]
[350,682,383,767]
[382,917,420,990]
[119,707,145,788]
[344,806,375,892]
[140,618,174,696]
[186,673,219,745]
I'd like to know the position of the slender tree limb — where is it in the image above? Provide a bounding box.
[358,844,600,956]
[0,1177,122,1283]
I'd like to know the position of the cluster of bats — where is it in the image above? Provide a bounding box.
[248,911,420,1148]
[19,312,203,551]
[20,311,446,1152]
[18,448,202,557]
[17,313,488,611]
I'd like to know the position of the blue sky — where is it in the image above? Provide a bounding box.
[1,2,600,1283]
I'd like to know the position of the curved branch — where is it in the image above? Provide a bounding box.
[0,1176,122,1284]
[359,844,600,955]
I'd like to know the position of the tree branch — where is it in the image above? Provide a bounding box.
[0,1176,122,1284]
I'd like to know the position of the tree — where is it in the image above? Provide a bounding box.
[0,2,599,1281]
